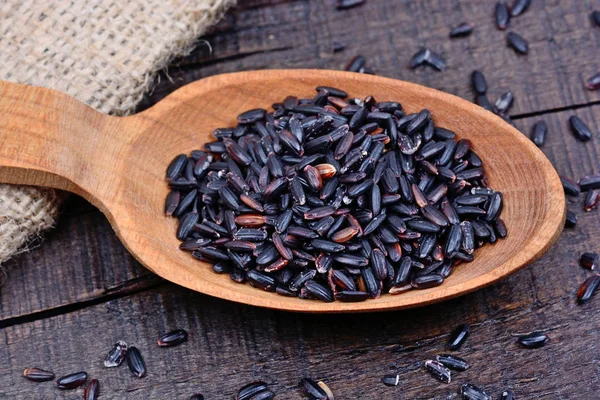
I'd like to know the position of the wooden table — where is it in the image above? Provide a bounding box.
[1,1,599,398]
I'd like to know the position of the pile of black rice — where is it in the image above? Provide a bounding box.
[165,86,506,303]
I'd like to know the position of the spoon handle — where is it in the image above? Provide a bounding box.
[0,80,127,208]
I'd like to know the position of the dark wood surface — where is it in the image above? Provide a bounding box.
[1,0,599,398]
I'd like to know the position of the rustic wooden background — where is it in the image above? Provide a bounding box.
[1,0,599,398]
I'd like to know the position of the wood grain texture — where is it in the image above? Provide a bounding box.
[0,69,565,312]
[140,0,600,116]
[0,198,160,324]
[0,0,598,398]
[1,105,595,320]
[0,281,598,399]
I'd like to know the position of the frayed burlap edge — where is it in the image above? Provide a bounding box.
[0,0,236,268]
[0,185,65,263]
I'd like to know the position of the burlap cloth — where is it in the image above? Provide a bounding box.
[0,0,235,264]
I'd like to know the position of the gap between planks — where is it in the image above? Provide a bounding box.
[0,275,164,329]
[511,100,600,121]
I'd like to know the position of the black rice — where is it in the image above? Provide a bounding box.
[561,176,580,196]
[166,86,505,302]
[23,368,55,382]
[584,190,600,212]
[449,22,474,38]
[510,0,531,17]
[381,374,400,386]
[517,331,549,348]
[299,378,329,399]
[591,10,600,27]
[410,48,446,71]
[579,174,600,191]
[236,381,271,400]
[424,360,451,383]
[157,329,188,347]
[436,354,470,371]
[471,71,487,95]
[495,91,514,114]
[449,323,470,350]
[104,341,128,368]
[333,41,345,53]
[56,371,88,390]
[565,210,578,228]
[586,73,600,91]
[410,48,430,69]
[345,55,366,72]
[427,51,447,71]
[475,94,496,113]
[569,116,592,142]
[580,253,599,270]
[461,383,492,400]
[335,0,364,10]
[84,379,100,400]
[495,2,510,30]
[577,274,600,304]
[530,121,547,147]
[126,347,147,378]
[506,32,528,54]
[317,381,335,399]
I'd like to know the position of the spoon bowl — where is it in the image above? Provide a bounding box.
[0,70,565,312]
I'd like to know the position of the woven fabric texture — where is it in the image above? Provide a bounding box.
[0,0,235,264]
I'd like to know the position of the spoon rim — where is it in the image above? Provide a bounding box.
[132,69,566,313]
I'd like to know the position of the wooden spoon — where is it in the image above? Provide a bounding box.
[0,70,565,313]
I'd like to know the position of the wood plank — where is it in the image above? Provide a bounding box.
[1,102,598,330]
[139,0,600,115]
[0,279,598,399]
[0,97,597,400]
[0,196,161,323]
[0,102,597,396]
[0,3,598,397]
